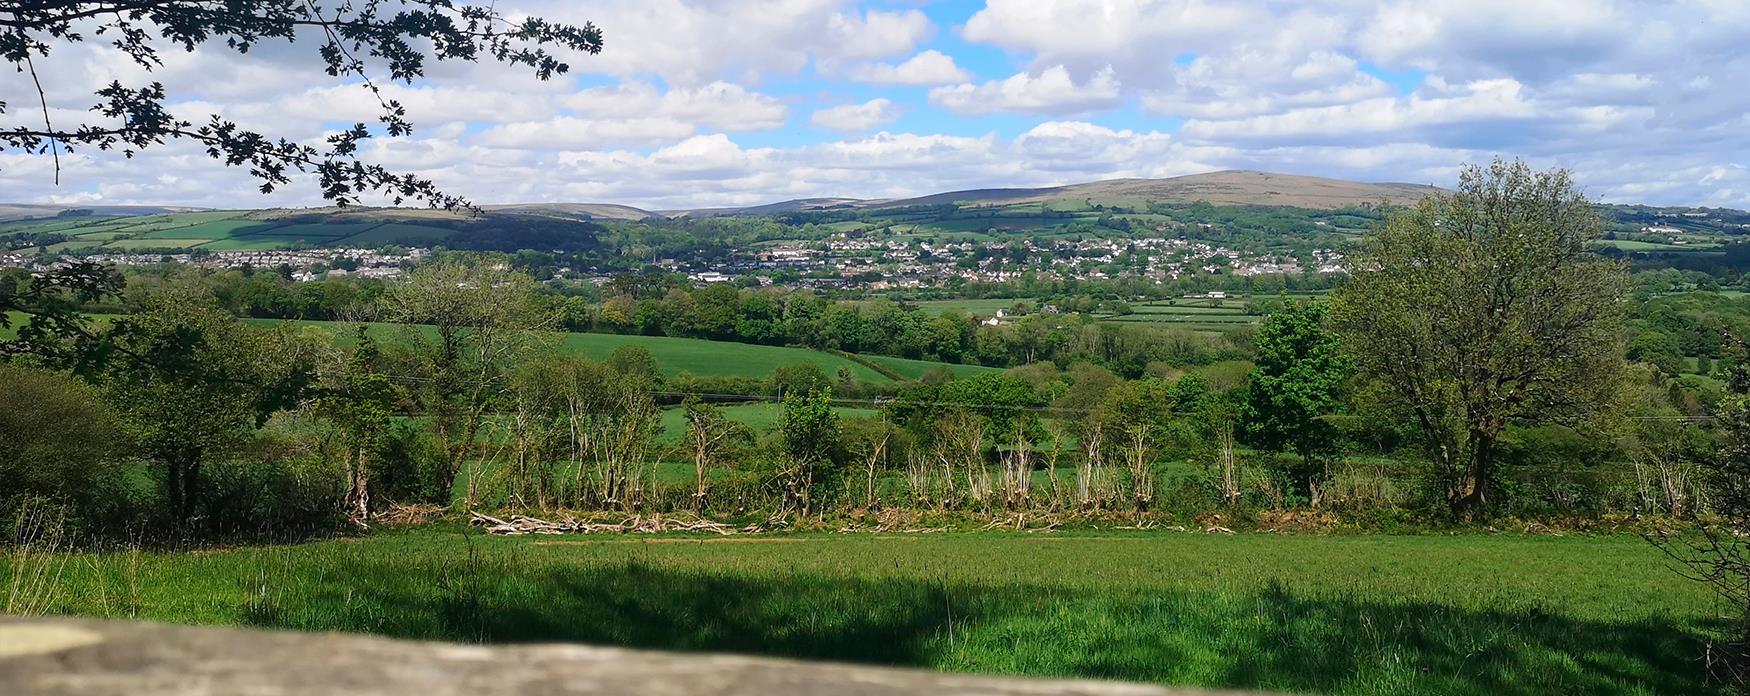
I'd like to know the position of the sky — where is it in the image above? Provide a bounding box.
[2,0,1748,210]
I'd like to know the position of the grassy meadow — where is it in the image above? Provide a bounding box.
[6,529,1720,695]
[5,313,994,382]
[237,317,965,381]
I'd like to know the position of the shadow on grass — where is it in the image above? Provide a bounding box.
[226,545,1721,696]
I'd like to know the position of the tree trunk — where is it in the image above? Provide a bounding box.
[1451,435,1496,520]
[346,446,371,522]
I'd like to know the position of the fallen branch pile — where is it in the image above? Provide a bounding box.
[469,511,760,536]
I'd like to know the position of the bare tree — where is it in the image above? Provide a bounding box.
[846,416,895,511]
[1077,422,1106,510]
[932,410,984,510]
[1655,345,1750,690]
[682,398,743,512]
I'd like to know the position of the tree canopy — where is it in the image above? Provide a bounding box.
[1330,160,1627,518]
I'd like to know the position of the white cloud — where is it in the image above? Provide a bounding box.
[475,117,698,150]
[561,81,787,132]
[531,0,931,86]
[1179,79,1537,143]
[6,0,1750,210]
[847,50,971,85]
[961,0,1262,76]
[930,66,1122,116]
[809,99,902,131]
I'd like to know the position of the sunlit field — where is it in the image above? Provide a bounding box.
[8,529,1719,695]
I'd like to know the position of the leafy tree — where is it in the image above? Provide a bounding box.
[0,261,122,366]
[1168,373,1211,412]
[313,327,401,520]
[379,261,556,503]
[777,387,841,517]
[1628,330,1686,375]
[1099,378,1177,511]
[1330,161,1627,518]
[0,364,127,525]
[771,362,829,399]
[3,1,601,207]
[1242,302,1350,468]
[605,345,660,385]
[99,282,320,523]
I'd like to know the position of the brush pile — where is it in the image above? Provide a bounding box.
[468,511,758,536]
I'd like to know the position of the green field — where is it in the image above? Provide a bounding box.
[910,298,1031,315]
[104,238,211,250]
[555,332,889,381]
[242,318,940,382]
[3,211,457,252]
[136,219,269,240]
[1597,239,1722,251]
[655,402,878,442]
[7,530,1717,695]
[863,354,1001,379]
[8,314,971,383]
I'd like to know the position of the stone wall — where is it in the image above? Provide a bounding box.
[0,617,1269,696]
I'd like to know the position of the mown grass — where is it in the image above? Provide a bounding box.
[5,530,1722,695]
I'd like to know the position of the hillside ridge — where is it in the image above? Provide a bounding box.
[2,170,1448,221]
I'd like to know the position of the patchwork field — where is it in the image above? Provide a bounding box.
[0,211,458,251]
[7,530,1717,695]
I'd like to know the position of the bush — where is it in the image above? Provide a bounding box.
[195,414,347,540]
[0,364,135,536]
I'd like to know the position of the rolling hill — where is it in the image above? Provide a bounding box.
[863,170,1445,211]
[481,202,656,221]
[0,203,207,222]
[5,169,1447,233]
[659,170,1446,216]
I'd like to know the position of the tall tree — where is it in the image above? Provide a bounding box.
[1330,160,1626,518]
[1242,302,1350,470]
[100,281,319,523]
[1654,338,1750,689]
[379,260,556,503]
[313,327,401,522]
[682,397,744,512]
[777,387,841,517]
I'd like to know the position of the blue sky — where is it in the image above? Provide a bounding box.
[2,0,1747,209]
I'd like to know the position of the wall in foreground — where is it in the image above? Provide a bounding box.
[0,617,1269,696]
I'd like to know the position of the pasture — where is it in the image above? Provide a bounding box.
[7,529,1717,695]
[241,317,961,382]
[0,211,458,251]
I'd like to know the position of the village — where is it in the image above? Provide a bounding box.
[682,234,1346,289]
[5,230,1345,292]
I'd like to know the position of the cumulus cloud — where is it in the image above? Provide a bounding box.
[809,99,902,131]
[561,81,788,132]
[930,66,1122,116]
[5,0,1750,209]
[847,50,972,85]
[531,0,931,86]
